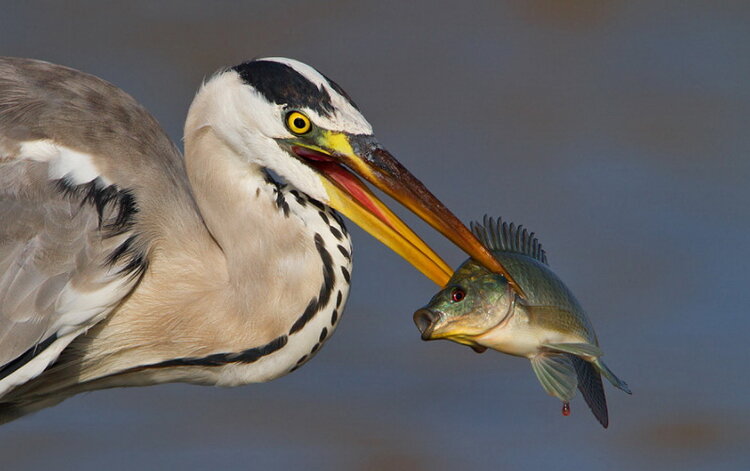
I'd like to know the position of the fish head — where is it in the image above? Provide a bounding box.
[413,259,513,349]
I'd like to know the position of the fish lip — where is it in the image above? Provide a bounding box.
[413,308,438,340]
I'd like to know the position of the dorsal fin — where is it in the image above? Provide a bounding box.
[470,216,548,265]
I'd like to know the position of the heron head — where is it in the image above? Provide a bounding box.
[187,57,520,291]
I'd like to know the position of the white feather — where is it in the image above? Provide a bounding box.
[214,193,353,386]
[18,140,111,185]
[51,274,137,337]
[0,329,83,397]
[186,71,330,203]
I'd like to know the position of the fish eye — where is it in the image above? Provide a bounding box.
[451,287,466,303]
[286,111,312,135]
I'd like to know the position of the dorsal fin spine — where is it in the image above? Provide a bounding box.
[471,216,548,265]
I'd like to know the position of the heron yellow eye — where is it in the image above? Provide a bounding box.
[286,111,312,135]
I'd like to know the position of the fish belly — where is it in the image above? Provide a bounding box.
[475,314,586,358]
[475,323,540,358]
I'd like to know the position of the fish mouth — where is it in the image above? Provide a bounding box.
[413,308,438,340]
[412,309,487,353]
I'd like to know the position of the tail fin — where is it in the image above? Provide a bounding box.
[570,355,609,428]
[593,358,632,395]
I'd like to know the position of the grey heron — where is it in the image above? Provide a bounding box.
[0,57,518,423]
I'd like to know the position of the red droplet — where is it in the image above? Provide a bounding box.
[562,402,571,416]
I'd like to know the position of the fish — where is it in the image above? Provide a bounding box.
[413,216,631,428]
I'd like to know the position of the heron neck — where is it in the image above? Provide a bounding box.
[183,125,327,314]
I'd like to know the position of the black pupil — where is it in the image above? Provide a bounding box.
[294,117,306,129]
[453,289,464,301]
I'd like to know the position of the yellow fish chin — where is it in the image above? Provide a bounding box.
[433,331,482,347]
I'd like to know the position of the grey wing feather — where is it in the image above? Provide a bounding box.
[0,145,141,397]
[0,57,167,397]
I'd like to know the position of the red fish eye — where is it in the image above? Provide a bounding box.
[451,288,466,302]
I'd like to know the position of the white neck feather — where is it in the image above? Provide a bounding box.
[185,125,323,313]
[181,123,352,383]
[185,71,328,202]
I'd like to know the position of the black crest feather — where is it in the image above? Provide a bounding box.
[233,60,336,116]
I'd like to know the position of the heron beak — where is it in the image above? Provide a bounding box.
[293,139,451,286]
[291,132,525,296]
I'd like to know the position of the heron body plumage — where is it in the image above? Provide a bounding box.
[0,57,359,421]
[0,56,513,423]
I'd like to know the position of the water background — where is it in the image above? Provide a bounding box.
[2,1,749,469]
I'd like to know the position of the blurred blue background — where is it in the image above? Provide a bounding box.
[1,1,748,469]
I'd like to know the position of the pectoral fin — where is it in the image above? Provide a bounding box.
[570,355,609,428]
[530,353,577,402]
[542,342,603,359]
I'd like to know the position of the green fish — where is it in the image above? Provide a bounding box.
[413,216,630,428]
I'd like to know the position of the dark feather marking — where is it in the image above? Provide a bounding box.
[337,245,350,261]
[55,178,147,278]
[233,60,336,117]
[331,309,338,325]
[290,355,308,373]
[106,235,134,266]
[312,233,335,308]
[341,266,350,283]
[288,233,336,335]
[329,226,343,241]
[288,298,319,336]
[336,291,343,308]
[277,191,290,217]
[290,190,306,206]
[319,211,329,224]
[261,169,290,217]
[272,184,289,218]
[330,210,345,227]
[106,190,137,235]
[319,327,328,342]
[106,234,149,278]
[332,212,349,237]
[308,197,325,211]
[119,249,148,279]
[144,335,288,368]
[54,178,138,236]
[311,343,321,354]
[0,334,58,381]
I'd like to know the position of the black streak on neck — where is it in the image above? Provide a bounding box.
[288,233,336,334]
[262,169,290,217]
[143,335,289,368]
